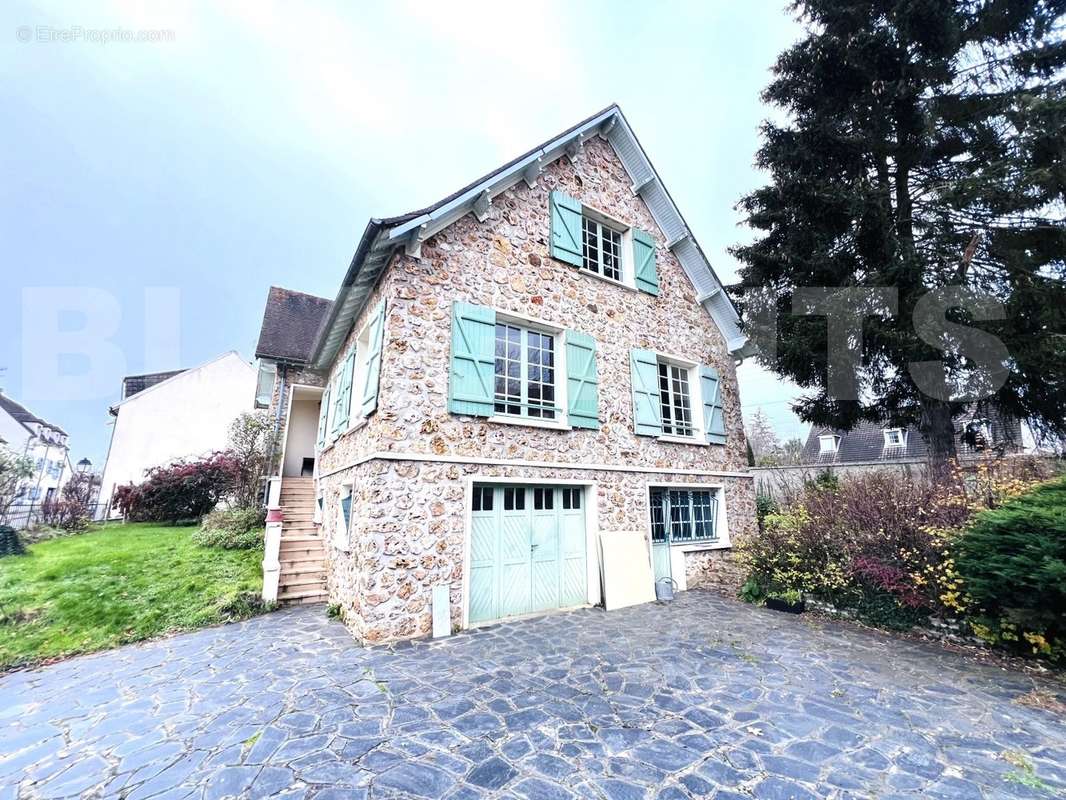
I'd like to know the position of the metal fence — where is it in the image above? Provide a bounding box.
[0,502,108,530]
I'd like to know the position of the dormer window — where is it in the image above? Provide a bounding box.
[819,434,839,454]
[883,428,906,448]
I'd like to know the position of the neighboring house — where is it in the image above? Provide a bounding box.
[253,286,334,480]
[801,410,1024,466]
[98,352,258,517]
[0,391,72,516]
[256,105,755,643]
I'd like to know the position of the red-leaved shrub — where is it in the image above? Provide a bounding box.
[114,452,239,523]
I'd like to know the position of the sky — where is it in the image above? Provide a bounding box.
[0,0,810,469]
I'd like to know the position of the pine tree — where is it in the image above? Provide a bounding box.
[734,0,1066,465]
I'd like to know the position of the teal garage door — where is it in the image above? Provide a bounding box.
[469,484,587,624]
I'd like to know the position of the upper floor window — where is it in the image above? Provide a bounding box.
[494,323,556,420]
[255,361,276,409]
[550,190,659,296]
[581,216,622,281]
[883,428,906,448]
[658,361,694,438]
[819,434,839,453]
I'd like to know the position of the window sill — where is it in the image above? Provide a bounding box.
[655,539,730,552]
[657,434,708,447]
[488,415,572,432]
[576,266,639,293]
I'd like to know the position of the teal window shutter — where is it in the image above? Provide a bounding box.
[550,190,583,267]
[333,351,354,432]
[316,384,331,448]
[449,301,496,416]
[360,299,386,417]
[630,348,663,436]
[700,365,727,445]
[633,229,659,296]
[565,331,599,429]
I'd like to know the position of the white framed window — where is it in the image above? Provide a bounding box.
[493,321,558,421]
[254,361,276,409]
[334,485,353,551]
[883,428,906,448]
[650,488,720,544]
[819,434,839,453]
[581,215,623,281]
[657,360,695,438]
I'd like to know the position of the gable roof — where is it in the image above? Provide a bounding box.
[256,286,334,364]
[0,392,66,436]
[801,411,1024,465]
[122,369,186,400]
[309,104,746,370]
[109,351,254,415]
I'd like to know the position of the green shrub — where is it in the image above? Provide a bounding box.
[216,590,271,619]
[755,493,778,529]
[955,476,1066,660]
[193,508,265,550]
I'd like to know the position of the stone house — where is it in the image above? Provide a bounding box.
[254,105,755,642]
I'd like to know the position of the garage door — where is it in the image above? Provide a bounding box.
[469,484,587,624]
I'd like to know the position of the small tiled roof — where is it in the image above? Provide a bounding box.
[0,392,66,436]
[122,369,186,400]
[801,410,1023,465]
[255,286,333,364]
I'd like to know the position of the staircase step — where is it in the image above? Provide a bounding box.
[280,565,324,575]
[278,587,328,602]
[277,580,321,593]
[282,567,325,580]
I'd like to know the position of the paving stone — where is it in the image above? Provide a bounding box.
[512,777,576,800]
[376,762,455,798]
[202,765,260,800]
[528,753,575,780]
[466,756,517,790]
[784,739,840,763]
[631,738,700,772]
[0,595,1061,800]
[751,776,819,800]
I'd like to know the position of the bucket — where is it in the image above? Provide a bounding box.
[655,577,677,602]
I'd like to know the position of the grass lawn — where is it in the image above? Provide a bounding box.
[0,522,266,672]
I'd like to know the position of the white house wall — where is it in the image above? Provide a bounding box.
[99,353,257,511]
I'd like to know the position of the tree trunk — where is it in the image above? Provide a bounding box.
[920,399,958,476]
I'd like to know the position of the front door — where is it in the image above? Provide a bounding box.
[469,484,587,624]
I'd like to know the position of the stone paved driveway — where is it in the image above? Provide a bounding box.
[2,592,1064,800]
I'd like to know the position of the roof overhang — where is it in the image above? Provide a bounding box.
[309,105,746,370]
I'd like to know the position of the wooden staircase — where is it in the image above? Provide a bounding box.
[277,477,327,605]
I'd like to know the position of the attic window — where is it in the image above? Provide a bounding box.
[883,428,906,448]
[582,216,622,281]
[819,434,839,454]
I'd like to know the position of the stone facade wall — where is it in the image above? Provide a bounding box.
[310,135,754,642]
[319,459,755,643]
